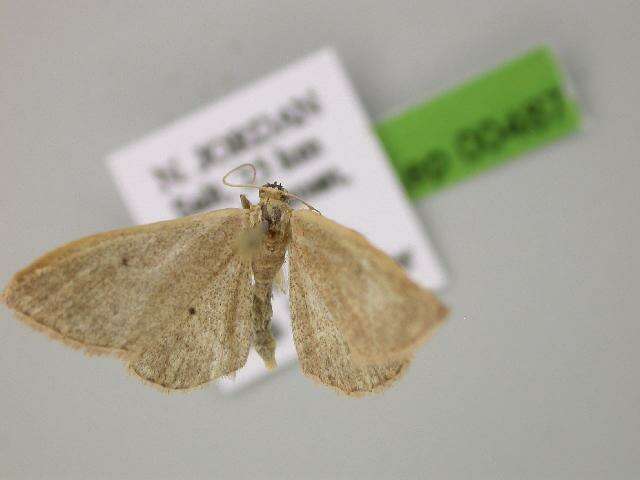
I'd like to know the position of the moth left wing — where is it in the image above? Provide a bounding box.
[288,209,447,366]
[2,208,253,390]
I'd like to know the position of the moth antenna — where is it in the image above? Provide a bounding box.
[222,163,261,190]
[285,192,321,214]
[223,164,320,213]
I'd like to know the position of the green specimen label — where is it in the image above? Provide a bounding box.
[376,46,581,199]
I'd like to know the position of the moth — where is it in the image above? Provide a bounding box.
[1,164,448,396]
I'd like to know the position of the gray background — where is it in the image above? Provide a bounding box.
[1,1,638,479]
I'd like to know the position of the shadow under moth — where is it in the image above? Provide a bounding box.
[1,164,448,396]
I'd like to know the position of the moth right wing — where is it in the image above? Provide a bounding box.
[289,209,447,367]
[2,208,253,390]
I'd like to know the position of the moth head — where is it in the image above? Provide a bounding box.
[222,163,321,214]
[259,182,289,204]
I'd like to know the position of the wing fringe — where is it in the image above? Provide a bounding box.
[300,358,411,398]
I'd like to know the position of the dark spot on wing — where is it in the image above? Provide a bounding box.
[188,307,196,315]
[121,257,129,266]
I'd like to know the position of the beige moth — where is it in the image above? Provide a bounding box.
[2,164,448,396]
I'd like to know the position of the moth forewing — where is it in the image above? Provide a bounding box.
[288,209,448,366]
[2,208,254,390]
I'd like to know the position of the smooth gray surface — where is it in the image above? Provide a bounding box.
[1,1,639,479]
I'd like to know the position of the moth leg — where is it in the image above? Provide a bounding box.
[240,194,252,209]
